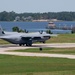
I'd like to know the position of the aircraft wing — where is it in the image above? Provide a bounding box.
[20,33,44,41]
[21,35,42,40]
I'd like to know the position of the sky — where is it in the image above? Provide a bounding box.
[0,0,75,13]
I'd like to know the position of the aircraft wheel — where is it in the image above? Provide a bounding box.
[43,41,45,43]
[26,44,28,46]
[26,44,32,46]
[22,44,25,46]
[29,44,32,46]
[19,44,22,46]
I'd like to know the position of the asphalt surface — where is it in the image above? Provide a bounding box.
[0,43,75,59]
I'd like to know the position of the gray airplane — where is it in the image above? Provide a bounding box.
[0,26,51,46]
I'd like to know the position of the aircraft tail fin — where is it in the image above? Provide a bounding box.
[0,25,5,36]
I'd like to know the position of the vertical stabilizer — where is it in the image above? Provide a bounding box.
[0,25,5,36]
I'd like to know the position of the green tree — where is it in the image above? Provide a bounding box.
[12,26,19,32]
[46,30,52,34]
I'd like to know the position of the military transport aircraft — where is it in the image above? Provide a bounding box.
[0,26,51,46]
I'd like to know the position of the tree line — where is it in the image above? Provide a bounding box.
[12,26,75,34]
[0,11,75,21]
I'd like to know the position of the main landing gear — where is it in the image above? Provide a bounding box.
[26,43,32,46]
[19,44,24,46]
[19,43,32,46]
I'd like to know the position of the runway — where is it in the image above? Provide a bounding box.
[0,43,75,59]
